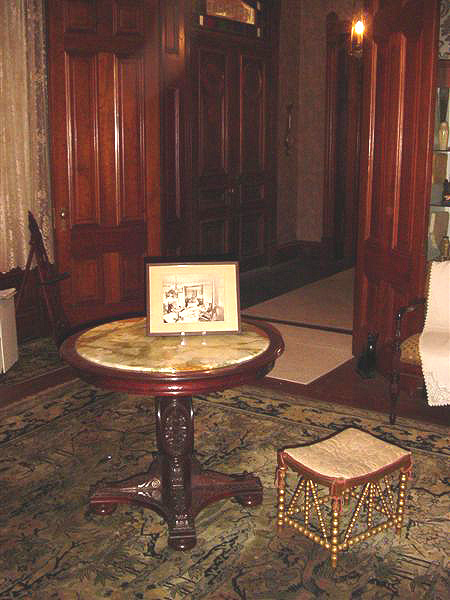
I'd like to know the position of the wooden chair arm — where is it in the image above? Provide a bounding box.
[394,298,426,329]
[39,272,70,286]
[392,298,425,356]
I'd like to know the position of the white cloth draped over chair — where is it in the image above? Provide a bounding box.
[419,261,450,406]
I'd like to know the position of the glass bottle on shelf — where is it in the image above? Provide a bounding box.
[439,235,449,260]
[438,121,449,150]
[443,179,450,206]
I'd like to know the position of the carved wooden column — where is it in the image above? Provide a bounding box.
[156,396,196,549]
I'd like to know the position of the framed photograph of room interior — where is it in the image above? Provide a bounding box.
[145,259,241,336]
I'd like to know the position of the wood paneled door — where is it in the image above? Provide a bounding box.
[354,0,439,358]
[189,3,278,271]
[47,0,161,327]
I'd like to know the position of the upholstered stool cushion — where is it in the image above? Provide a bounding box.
[400,333,421,365]
[281,428,412,496]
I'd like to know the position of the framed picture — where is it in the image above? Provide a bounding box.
[145,260,241,336]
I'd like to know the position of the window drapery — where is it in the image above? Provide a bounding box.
[0,0,53,274]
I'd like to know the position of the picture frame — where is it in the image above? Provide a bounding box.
[145,260,241,336]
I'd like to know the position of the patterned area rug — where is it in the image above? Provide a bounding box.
[0,381,448,599]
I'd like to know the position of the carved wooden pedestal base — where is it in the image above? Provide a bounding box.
[89,396,263,550]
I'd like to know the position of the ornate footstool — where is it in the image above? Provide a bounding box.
[276,428,412,568]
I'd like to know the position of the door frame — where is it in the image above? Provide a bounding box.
[353,0,439,359]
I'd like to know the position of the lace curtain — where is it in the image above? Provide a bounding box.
[0,0,53,274]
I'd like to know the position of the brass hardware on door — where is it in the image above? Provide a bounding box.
[60,208,68,232]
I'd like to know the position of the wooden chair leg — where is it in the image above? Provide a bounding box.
[16,212,71,346]
[15,245,35,317]
[389,373,399,424]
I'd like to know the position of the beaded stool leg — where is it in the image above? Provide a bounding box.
[286,477,305,516]
[367,483,375,530]
[383,475,396,514]
[343,482,370,544]
[276,464,287,533]
[395,471,408,535]
[330,498,341,568]
[304,480,312,529]
[309,481,329,541]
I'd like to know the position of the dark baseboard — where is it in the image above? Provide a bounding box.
[0,365,77,409]
[242,314,352,335]
[272,240,324,264]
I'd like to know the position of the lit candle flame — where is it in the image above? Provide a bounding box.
[350,15,366,57]
[354,19,365,36]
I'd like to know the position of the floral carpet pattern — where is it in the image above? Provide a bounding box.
[0,381,448,599]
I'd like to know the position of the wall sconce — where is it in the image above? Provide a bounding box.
[349,12,366,58]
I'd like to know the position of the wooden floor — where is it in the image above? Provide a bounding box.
[3,257,448,427]
[240,257,449,427]
[260,358,450,427]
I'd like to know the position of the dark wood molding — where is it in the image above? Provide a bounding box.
[437,58,450,88]
[323,12,340,245]
[160,0,189,257]
[0,365,77,409]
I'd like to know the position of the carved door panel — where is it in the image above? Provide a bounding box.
[191,33,274,270]
[47,0,160,326]
[354,0,439,357]
[193,42,235,257]
[238,50,270,268]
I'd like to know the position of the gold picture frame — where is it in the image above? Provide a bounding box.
[145,260,241,336]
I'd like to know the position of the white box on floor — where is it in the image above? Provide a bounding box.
[0,288,18,373]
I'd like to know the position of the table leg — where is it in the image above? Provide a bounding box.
[157,395,196,549]
[89,395,262,551]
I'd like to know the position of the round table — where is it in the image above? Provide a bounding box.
[61,317,284,550]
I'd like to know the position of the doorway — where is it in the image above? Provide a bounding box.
[323,12,363,265]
